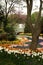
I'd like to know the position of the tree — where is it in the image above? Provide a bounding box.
[24,0,42,50]
[40,17,43,34]
[0,5,4,29]
[0,0,15,31]
[31,12,43,34]
[7,0,42,50]
[12,0,42,50]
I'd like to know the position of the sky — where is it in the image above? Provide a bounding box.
[0,0,43,15]
[15,0,40,15]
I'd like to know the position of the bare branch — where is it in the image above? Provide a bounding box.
[8,0,15,14]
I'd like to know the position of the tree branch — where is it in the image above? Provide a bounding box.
[30,0,33,11]
[35,0,42,36]
[26,0,34,32]
[8,0,15,14]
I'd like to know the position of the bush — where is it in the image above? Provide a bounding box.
[1,24,16,41]
[7,33,16,41]
[0,32,7,40]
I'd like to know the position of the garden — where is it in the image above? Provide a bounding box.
[0,0,43,65]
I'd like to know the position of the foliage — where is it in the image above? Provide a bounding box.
[0,0,16,31]
[24,12,38,33]
[7,33,16,41]
[0,49,43,65]
[31,12,38,23]
[5,24,16,41]
[24,24,32,33]
[0,24,16,41]
[8,14,26,23]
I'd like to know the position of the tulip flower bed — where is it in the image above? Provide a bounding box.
[0,49,43,65]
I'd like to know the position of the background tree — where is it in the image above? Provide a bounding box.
[0,0,17,40]
[0,0,15,31]
[0,5,4,30]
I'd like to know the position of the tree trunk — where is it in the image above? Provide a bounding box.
[3,0,8,31]
[29,33,39,50]
[3,11,8,31]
